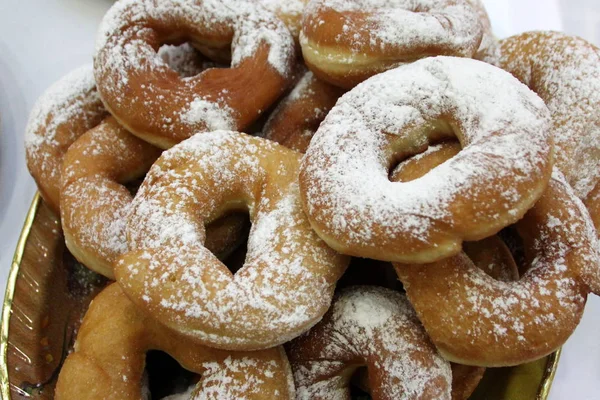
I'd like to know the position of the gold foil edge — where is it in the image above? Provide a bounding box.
[538,348,561,399]
[0,193,41,400]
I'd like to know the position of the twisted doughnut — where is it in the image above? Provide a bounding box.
[287,286,452,400]
[300,56,553,263]
[55,284,295,399]
[263,70,344,153]
[25,65,107,214]
[94,0,296,149]
[498,31,600,201]
[116,131,349,350]
[300,0,484,88]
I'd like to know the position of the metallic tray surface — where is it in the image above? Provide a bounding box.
[0,194,560,399]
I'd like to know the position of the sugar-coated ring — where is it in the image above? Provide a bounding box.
[395,168,600,366]
[300,56,553,263]
[94,0,296,149]
[287,286,452,400]
[300,0,483,88]
[116,131,349,350]
[61,118,249,279]
[25,65,107,214]
[263,70,344,153]
[55,284,295,399]
[498,31,600,200]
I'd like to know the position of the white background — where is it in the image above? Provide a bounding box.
[0,1,598,399]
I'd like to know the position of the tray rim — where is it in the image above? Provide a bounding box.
[0,193,561,400]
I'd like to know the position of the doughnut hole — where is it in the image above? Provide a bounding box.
[144,351,198,399]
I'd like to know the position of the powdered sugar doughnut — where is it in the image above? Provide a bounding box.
[94,0,296,149]
[287,286,452,400]
[263,70,344,153]
[396,169,600,366]
[300,0,484,88]
[25,65,107,214]
[55,284,295,399]
[498,31,600,202]
[116,131,349,350]
[300,56,553,263]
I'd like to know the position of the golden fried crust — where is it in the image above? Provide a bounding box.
[55,284,295,399]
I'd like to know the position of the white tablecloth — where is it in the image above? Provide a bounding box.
[0,1,598,398]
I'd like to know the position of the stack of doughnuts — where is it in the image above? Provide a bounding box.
[23,0,600,398]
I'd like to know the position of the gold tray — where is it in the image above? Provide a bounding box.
[0,194,560,399]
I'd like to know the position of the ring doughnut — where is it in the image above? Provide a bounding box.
[395,167,600,366]
[287,286,452,400]
[61,119,249,279]
[55,284,295,399]
[25,65,107,214]
[94,0,296,149]
[300,56,553,263]
[262,70,344,153]
[115,131,349,350]
[300,0,484,88]
[498,31,600,201]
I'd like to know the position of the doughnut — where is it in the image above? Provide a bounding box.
[61,118,249,279]
[115,131,349,350]
[94,0,296,149]
[300,56,553,263]
[300,0,484,88]
[262,70,344,153]
[287,286,453,400]
[257,0,309,39]
[395,167,600,366]
[25,65,107,214]
[450,364,485,400]
[55,284,295,399]
[497,32,600,208]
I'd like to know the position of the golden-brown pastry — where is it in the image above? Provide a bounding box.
[116,131,349,350]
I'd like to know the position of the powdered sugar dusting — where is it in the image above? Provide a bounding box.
[257,0,308,38]
[499,31,600,200]
[289,286,452,399]
[300,56,552,261]
[118,131,347,349]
